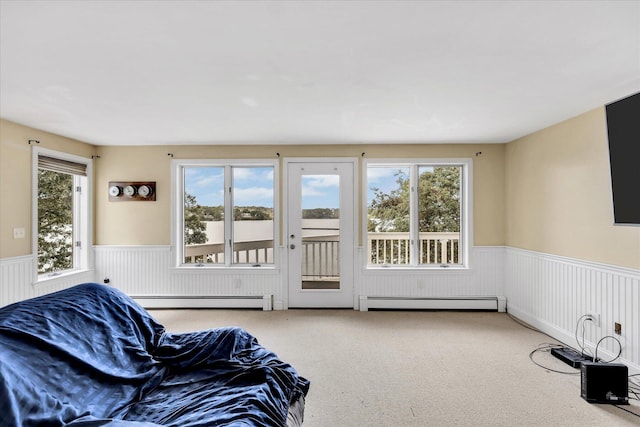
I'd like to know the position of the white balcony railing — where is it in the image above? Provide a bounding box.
[184,232,460,268]
[183,237,339,276]
[368,232,460,265]
[184,239,274,265]
[301,235,340,279]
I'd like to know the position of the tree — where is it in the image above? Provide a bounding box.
[302,208,340,219]
[368,170,410,232]
[202,205,224,221]
[37,169,73,273]
[418,167,460,232]
[367,167,460,233]
[234,206,273,220]
[184,193,208,244]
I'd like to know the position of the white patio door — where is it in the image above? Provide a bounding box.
[286,160,355,308]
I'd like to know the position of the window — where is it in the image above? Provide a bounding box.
[366,159,470,267]
[174,160,276,268]
[34,149,91,278]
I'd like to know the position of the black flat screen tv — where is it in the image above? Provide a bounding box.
[605,92,640,225]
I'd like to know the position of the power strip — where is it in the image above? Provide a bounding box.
[551,347,596,368]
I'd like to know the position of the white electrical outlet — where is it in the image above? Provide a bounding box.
[13,227,25,239]
[589,313,601,327]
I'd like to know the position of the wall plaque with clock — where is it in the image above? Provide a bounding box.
[108,181,156,202]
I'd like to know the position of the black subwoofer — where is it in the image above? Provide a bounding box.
[580,362,628,404]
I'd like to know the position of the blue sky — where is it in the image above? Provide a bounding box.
[301,175,339,209]
[185,167,345,209]
[366,166,408,205]
[185,166,274,207]
[184,166,410,209]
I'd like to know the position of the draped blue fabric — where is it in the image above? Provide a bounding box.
[0,283,309,427]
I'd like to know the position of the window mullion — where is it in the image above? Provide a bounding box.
[73,176,82,268]
[178,166,186,265]
[459,165,465,266]
[409,165,419,266]
[224,166,233,266]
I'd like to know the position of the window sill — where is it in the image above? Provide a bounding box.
[34,268,94,287]
[364,265,471,274]
[171,265,280,274]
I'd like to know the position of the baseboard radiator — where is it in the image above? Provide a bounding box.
[133,295,273,310]
[359,296,506,312]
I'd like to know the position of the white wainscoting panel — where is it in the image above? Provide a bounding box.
[93,246,172,295]
[93,246,282,309]
[505,247,640,373]
[0,255,95,307]
[0,255,34,306]
[357,246,506,304]
[4,244,638,374]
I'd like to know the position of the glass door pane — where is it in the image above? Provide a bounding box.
[300,174,340,290]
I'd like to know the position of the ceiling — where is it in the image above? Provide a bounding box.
[1,1,638,146]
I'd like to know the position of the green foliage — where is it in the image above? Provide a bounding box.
[368,170,410,232]
[184,193,275,246]
[418,167,460,232]
[202,205,223,221]
[368,167,460,233]
[184,193,208,244]
[302,208,340,219]
[37,169,73,273]
[234,206,273,220]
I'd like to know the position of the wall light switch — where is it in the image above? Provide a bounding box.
[13,227,25,239]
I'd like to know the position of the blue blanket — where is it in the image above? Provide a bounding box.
[0,283,309,426]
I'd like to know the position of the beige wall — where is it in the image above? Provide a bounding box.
[505,108,640,269]
[2,122,506,257]
[95,143,506,247]
[0,119,96,259]
[94,146,173,246]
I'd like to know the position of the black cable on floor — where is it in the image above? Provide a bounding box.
[528,343,580,375]
[614,404,640,419]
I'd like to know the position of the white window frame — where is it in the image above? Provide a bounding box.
[32,147,93,282]
[171,158,279,269]
[363,158,473,269]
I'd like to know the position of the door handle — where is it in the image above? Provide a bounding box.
[290,244,296,249]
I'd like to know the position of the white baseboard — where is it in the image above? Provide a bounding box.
[359,296,503,312]
[133,295,273,310]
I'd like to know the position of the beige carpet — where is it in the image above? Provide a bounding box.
[150,309,640,427]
